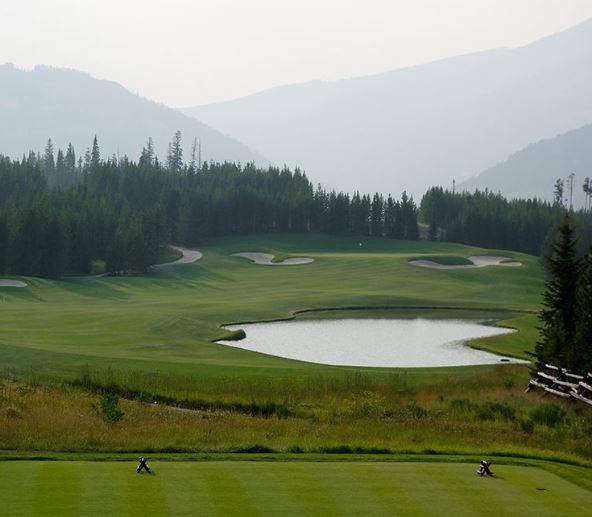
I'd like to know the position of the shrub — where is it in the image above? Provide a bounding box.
[4,407,22,419]
[449,399,473,412]
[519,418,535,434]
[529,404,566,427]
[99,393,124,423]
[407,402,427,419]
[221,329,246,341]
[475,402,516,422]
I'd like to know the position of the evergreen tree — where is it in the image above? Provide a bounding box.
[167,130,183,174]
[83,148,91,169]
[139,137,155,167]
[0,213,7,273]
[370,193,384,236]
[575,247,592,373]
[553,178,565,207]
[43,139,55,185]
[65,143,77,186]
[55,149,66,188]
[91,135,101,167]
[534,215,581,370]
[189,137,198,174]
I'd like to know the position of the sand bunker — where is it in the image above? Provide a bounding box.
[232,252,314,266]
[153,246,202,267]
[0,279,27,288]
[409,255,522,270]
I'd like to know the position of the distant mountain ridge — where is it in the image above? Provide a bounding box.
[461,123,592,206]
[0,64,268,165]
[183,17,592,198]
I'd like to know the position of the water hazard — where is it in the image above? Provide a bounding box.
[218,318,527,367]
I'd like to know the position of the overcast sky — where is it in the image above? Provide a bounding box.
[1,0,592,107]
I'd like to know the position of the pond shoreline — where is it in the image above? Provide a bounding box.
[217,317,528,368]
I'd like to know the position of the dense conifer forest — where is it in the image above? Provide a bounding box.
[420,187,592,256]
[2,134,591,279]
[0,136,420,278]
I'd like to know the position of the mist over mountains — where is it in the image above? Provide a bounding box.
[1,18,590,202]
[183,18,592,199]
[462,123,592,205]
[0,64,268,166]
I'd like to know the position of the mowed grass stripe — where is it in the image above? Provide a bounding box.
[78,464,126,516]
[2,461,592,516]
[237,463,346,516]
[345,463,427,516]
[157,463,219,516]
[32,462,82,516]
[306,463,403,516]
[179,462,260,516]
[0,461,36,516]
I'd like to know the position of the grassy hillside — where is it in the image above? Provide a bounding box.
[0,234,540,390]
[2,233,592,503]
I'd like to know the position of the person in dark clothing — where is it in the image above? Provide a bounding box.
[136,457,151,474]
[477,460,493,477]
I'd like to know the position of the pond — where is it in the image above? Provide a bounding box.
[217,318,527,367]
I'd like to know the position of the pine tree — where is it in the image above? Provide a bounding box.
[370,193,384,236]
[575,247,592,372]
[189,137,198,174]
[65,143,77,186]
[139,137,155,167]
[83,148,91,169]
[43,139,55,183]
[534,214,581,370]
[91,136,101,167]
[55,149,65,188]
[553,178,565,207]
[167,130,183,174]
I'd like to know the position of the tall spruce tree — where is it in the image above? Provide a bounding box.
[139,137,155,167]
[65,143,76,186]
[55,149,65,188]
[534,214,581,370]
[575,247,592,372]
[90,136,101,167]
[43,139,55,184]
[167,130,183,174]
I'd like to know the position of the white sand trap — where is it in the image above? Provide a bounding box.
[0,279,27,288]
[232,252,314,266]
[153,246,202,267]
[409,255,522,270]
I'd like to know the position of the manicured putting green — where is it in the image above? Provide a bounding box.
[1,461,591,516]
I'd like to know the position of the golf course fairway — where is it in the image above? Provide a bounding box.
[2,234,592,514]
[2,460,592,516]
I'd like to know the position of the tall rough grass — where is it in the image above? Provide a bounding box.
[1,366,591,462]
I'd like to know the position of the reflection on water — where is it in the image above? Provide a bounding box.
[218,318,527,367]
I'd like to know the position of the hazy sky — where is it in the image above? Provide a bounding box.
[2,0,592,107]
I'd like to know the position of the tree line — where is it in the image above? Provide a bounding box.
[419,187,592,256]
[0,135,419,278]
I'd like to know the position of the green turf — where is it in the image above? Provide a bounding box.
[0,460,590,516]
[0,234,541,387]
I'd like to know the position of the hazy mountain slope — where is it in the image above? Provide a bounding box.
[183,18,592,197]
[0,64,267,165]
[461,123,592,206]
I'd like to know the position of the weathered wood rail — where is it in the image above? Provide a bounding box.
[526,364,592,406]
